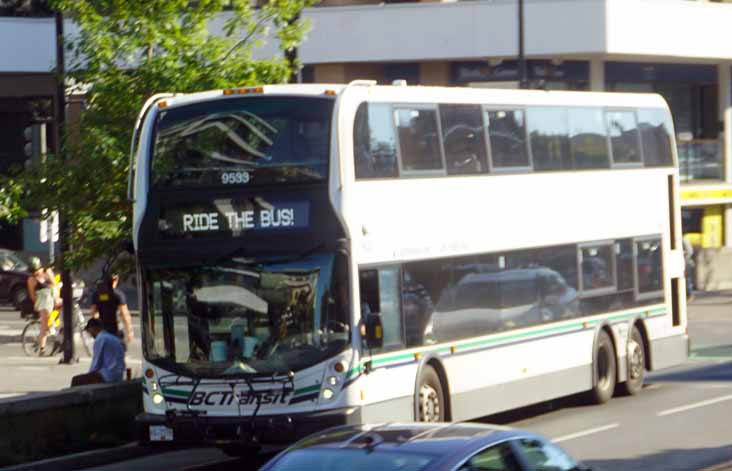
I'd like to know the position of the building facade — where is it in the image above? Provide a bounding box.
[2,0,732,286]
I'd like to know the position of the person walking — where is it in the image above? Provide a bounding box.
[683,237,696,300]
[26,257,56,355]
[89,274,134,346]
[71,318,125,386]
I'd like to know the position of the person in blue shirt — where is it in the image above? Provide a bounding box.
[71,318,126,386]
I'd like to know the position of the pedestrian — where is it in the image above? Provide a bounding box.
[26,257,56,356]
[683,237,695,300]
[89,274,134,346]
[71,318,125,386]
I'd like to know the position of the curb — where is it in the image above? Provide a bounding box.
[4,442,161,471]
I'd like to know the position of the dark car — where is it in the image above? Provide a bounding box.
[0,249,29,308]
[259,422,591,471]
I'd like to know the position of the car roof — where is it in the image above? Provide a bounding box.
[288,422,526,457]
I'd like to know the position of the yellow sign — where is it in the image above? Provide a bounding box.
[681,189,732,201]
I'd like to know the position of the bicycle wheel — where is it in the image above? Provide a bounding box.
[21,320,41,357]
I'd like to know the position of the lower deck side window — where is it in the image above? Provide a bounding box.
[360,236,666,349]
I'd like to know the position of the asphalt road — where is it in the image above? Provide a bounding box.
[65,293,732,470]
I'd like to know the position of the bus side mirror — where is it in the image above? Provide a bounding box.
[364,312,384,350]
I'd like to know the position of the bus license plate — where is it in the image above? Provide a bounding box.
[150,425,174,442]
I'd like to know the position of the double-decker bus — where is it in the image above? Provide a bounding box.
[130,82,688,449]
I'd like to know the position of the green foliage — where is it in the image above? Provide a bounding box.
[0,0,315,270]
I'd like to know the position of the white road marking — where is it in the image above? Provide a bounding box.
[657,394,732,416]
[552,423,619,443]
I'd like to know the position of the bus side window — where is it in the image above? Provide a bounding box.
[359,267,404,351]
[354,103,399,179]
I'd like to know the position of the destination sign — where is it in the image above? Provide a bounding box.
[159,197,310,238]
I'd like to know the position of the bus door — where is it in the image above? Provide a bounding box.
[358,266,415,422]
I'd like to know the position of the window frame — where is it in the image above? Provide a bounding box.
[393,103,448,178]
[483,105,533,174]
[577,240,618,297]
[606,108,644,169]
[633,235,664,301]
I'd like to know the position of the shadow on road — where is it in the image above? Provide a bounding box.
[585,444,732,471]
[649,360,732,383]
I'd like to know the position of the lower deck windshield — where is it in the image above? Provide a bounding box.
[143,253,349,376]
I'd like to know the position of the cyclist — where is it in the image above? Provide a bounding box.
[26,257,56,355]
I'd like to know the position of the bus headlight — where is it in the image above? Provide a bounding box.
[327,376,339,386]
[321,388,335,400]
[152,393,165,405]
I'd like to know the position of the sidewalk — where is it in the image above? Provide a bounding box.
[0,306,142,398]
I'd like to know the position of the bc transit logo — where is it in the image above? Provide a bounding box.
[188,390,290,407]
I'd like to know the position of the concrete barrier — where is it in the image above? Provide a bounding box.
[696,247,732,291]
[0,380,142,467]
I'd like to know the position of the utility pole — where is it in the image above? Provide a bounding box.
[518,0,528,89]
[55,10,75,364]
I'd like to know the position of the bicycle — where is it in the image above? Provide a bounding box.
[20,280,92,357]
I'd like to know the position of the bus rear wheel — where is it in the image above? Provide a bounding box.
[589,330,616,405]
[619,325,646,396]
[417,365,445,422]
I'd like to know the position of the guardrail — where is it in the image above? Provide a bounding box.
[0,380,142,467]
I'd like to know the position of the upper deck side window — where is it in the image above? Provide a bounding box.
[486,108,530,170]
[352,100,674,181]
[354,102,399,179]
[606,109,643,166]
[394,106,445,174]
[638,108,674,167]
[440,104,488,175]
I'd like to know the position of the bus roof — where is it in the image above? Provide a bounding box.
[153,82,670,111]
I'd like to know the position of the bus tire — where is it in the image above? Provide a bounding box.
[619,325,646,396]
[416,365,445,422]
[590,330,616,405]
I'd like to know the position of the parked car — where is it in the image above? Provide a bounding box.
[0,249,29,308]
[259,422,591,471]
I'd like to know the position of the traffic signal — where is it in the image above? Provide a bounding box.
[23,122,46,169]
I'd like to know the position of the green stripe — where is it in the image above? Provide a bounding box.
[293,384,321,396]
[368,304,667,368]
[162,388,189,398]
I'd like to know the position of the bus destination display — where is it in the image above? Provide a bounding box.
[159,198,309,238]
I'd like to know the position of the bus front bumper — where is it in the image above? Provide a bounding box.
[136,406,362,446]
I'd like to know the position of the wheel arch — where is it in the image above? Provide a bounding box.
[413,353,452,421]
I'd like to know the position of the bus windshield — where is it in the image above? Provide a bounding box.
[152,96,334,188]
[143,253,350,377]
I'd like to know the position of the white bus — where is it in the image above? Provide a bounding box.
[129,82,688,449]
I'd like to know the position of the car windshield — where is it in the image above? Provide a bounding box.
[268,448,437,471]
[143,253,350,376]
[152,96,334,188]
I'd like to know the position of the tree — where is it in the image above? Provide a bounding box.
[0,0,315,270]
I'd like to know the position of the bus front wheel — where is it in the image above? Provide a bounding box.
[590,330,616,405]
[417,365,445,422]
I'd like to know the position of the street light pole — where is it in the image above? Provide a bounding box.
[518,0,528,89]
[55,9,75,364]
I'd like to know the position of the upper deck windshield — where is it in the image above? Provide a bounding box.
[152,96,334,188]
[142,253,350,377]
